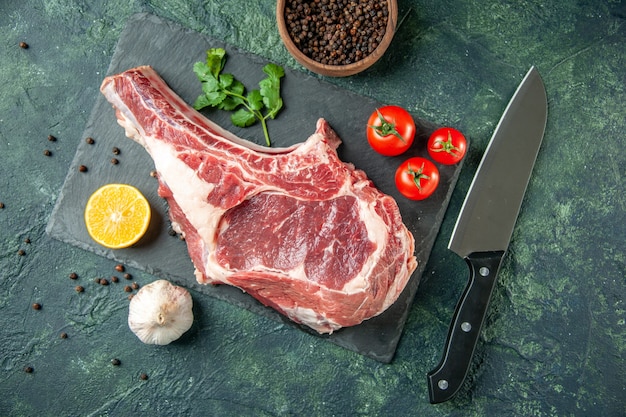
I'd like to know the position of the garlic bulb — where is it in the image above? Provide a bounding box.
[128,280,193,345]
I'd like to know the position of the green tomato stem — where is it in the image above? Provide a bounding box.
[371,109,405,143]
[430,130,460,155]
[408,162,430,190]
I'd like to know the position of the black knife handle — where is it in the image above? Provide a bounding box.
[427,251,505,404]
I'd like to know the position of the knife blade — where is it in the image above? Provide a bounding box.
[426,66,548,404]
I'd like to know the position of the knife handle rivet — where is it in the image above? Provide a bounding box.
[479,267,490,277]
[461,322,472,332]
[437,379,449,390]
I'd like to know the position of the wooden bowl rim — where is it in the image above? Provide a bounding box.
[276,0,398,77]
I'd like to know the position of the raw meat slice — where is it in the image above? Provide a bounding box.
[100,65,417,333]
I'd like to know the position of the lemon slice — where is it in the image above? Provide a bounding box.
[84,184,152,249]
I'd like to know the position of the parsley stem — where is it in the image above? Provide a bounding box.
[260,118,271,147]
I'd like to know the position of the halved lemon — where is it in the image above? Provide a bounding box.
[84,184,152,249]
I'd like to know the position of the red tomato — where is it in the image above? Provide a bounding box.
[395,157,440,200]
[367,105,416,156]
[427,127,467,165]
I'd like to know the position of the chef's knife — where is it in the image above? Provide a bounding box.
[426,66,548,404]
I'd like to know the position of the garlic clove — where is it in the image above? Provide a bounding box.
[128,279,193,345]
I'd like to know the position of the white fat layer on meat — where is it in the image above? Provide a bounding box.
[281,305,340,334]
[148,139,223,247]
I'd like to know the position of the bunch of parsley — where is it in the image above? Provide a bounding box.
[193,48,285,147]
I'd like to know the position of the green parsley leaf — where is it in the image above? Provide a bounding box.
[206,48,226,79]
[247,90,264,111]
[231,108,256,127]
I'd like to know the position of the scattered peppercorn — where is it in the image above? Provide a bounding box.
[43,149,52,156]
[124,273,132,280]
[124,285,133,293]
[24,238,31,244]
[111,276,119,283]
[111,358,121,366]
[48,135,57,142]
[69,272,78,280]
[115,264,125,272]
[17,249,25,256]
[111,158,119,165]
[140,373,148,380]
[79,165,88,172]
[24,366,34,373]
[128,294,134,300]
[112,147,120,155]
[150,170,158,178]
[100,278,109,286]
[168,228,177,237]
[85,137,95,144]
[0,202,4,209]
[131,282,139,290]
[32,303,41,310]
[19,41,29,49]
[94,277,101,284]
[60,332,68,339]
[75,285,84,293]
[284,0,389,66]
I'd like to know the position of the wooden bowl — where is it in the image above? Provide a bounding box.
[276,0,398,77]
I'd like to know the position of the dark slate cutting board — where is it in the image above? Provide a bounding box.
[46,13,463,363]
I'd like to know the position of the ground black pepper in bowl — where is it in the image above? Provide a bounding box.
[277,0,397,76]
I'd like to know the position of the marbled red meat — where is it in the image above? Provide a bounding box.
[100,66,417,333]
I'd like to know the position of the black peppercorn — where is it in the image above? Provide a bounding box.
[131,282,139,290]
[100,278,109,286]
[17,249,25,256]
[75,285,84,293]
[112,147,120,155]
[60,332,68,339]
[140,373,148,380]
[19,41,29,49]
[24,366,34,373]
[85,137,95,144]
[111,276,119,283]
[111,358,121,366]
[79,165,88,172]
[32,303,41,310]
[43,149,52,156]
[111,158,119,165]
[0,202,4,209]
[69,272,78,280]
[124,285,132,293]
[48,135,56,142]
[115,264,125,272]
[124,273,132,280]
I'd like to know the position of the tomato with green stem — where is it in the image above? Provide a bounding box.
[427,127,467,165]
[395,157,440,200]
[367,105,416,156]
